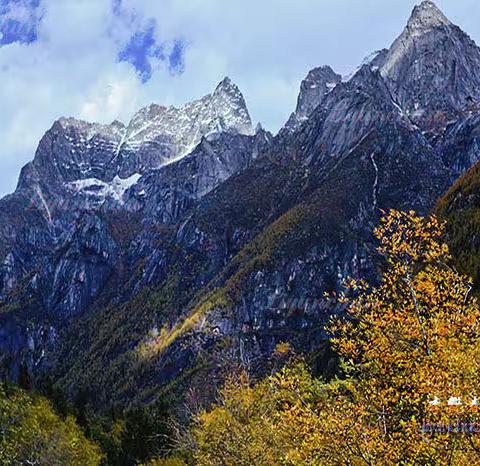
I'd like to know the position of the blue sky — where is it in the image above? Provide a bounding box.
[0,0,41,45]
[0,0,479,196]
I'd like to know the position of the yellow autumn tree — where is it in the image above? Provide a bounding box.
[192,364,327,465]
[326,209,480,464]
[189,210,480,465]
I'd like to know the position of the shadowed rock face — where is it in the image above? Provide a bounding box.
[124,129,272,224]
[3,1,480,409]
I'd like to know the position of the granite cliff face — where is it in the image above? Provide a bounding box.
[1,1,480,409]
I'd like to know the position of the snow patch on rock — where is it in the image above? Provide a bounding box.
[69,173,141,203]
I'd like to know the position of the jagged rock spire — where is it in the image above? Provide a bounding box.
[380,0,480,130]
[284,65,341,132]
[382,1,453,77]
[407,1,451,32]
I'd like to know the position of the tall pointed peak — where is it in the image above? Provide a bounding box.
[406,1,451,33]
[381,1,453,77]
[379,0,480,131]
[215,76,238,94]
[283,65,341,133]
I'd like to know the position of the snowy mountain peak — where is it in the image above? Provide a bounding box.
[117,77,253,170]
[19,77,256,208]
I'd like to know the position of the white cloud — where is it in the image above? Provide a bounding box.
[0,0,479,196]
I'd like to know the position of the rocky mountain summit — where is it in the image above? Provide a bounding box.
[17,77,254,214]
[380,0,480,131]
[2,1,480,410]
[116,77,254,174]
[285,66,341,132]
